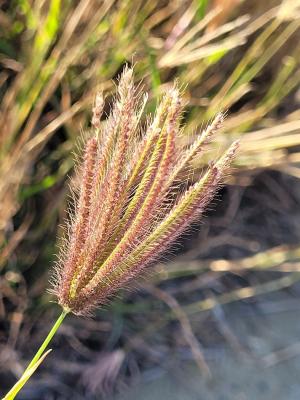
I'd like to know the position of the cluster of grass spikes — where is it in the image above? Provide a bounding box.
[2,67,237,400]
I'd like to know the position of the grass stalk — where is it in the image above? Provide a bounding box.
[2,309,68,400]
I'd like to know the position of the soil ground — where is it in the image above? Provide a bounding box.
[117,297,300,400]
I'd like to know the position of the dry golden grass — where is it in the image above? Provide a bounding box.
[0,0,299,249]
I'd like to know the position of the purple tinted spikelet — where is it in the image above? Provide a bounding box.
[53,67,238,315]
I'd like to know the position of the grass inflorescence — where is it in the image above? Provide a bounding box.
[53,67,237,315]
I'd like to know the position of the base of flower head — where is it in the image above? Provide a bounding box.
[62,305,72,314]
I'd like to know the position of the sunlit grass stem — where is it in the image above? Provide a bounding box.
[2,309,68,400]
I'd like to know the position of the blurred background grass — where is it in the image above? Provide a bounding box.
[1,0,300,398]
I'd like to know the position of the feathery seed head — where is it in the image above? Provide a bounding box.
[53,67,238,315]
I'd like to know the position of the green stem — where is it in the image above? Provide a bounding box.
[25,309,68,372]
[2,309,68,400]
